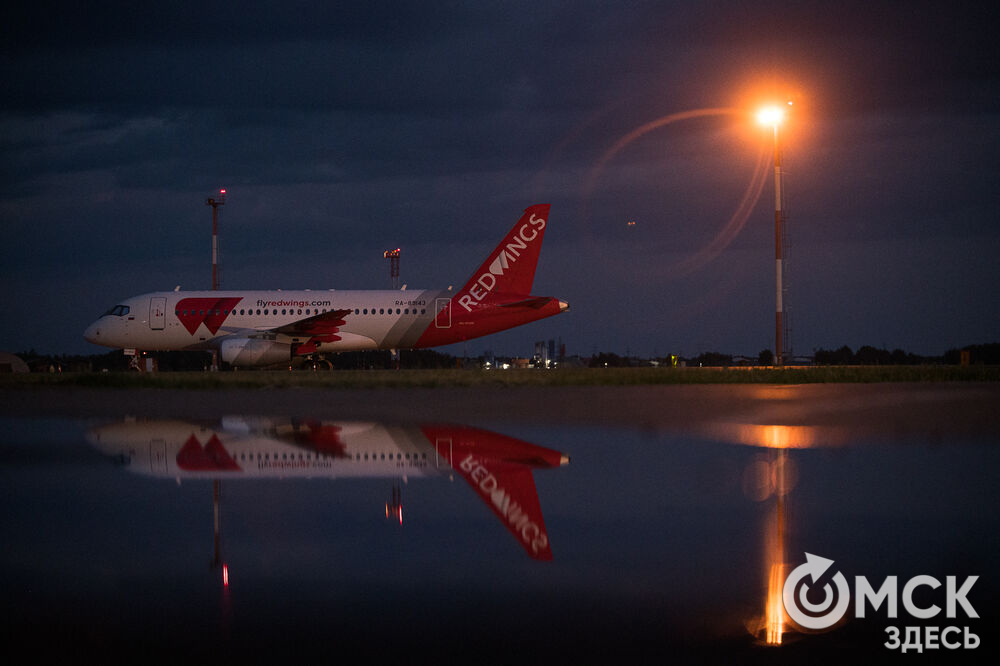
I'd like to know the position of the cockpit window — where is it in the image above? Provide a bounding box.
[102,305,130,317]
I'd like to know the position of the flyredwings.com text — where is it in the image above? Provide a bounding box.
[255,299,332,308]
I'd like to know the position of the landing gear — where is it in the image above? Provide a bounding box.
[305,355,333,371]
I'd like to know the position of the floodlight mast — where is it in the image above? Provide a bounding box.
[757,107,787,366]
[384,248,401,289]
[206,189,226,290]
[205,188,226,372]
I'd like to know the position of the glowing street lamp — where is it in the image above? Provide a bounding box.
[756,105,786,128]
[758,104,789,365]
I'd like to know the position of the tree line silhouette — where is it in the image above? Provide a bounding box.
[813,343,999,366]
[12,342,998,372]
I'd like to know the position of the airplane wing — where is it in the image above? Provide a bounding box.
[270,308,353,355]
[272,308,352,336]
[271,420,349,457]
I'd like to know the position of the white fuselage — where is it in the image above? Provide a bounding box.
[84,288,448,354]
[87,418,450,480]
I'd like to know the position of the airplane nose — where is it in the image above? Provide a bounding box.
[83,322,101,344]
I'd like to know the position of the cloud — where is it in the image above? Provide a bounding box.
[2,1,997,355]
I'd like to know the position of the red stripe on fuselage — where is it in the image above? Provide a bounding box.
[412,295,562,348]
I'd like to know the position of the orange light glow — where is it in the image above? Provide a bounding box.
[756,105,786,127]
[764,449,789,646]
[765,561,785,645]
[703,423,821,450]
[222,563,229,587]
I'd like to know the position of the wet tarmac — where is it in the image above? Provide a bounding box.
[1,383,997,663]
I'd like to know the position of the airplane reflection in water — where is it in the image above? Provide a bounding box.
[86,418,569,561]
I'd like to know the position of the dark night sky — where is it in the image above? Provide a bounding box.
[2,1,997,358]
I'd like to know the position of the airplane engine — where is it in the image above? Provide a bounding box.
[219,338,291,366]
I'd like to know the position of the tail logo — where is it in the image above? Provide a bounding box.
[460,453,550,557]
[488,250,513,277]
[459,213,546,312]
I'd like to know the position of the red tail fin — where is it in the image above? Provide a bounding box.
[421,423,564,560]
[454,204,550,311]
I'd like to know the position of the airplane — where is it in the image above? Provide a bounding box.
[83,204,568,366]
[86,417,570,560]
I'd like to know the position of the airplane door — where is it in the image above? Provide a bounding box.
[434,437,453,468]
[435,298,451,328]
[148,440,168,474]
[149,297,166,330]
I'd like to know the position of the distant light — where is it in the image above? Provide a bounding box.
[222,563,229,587]
[756,106,786,127]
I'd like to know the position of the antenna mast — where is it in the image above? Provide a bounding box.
[206,189,226,290]
[384,248,400,289]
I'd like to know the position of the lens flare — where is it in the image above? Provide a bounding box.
[581,107,772,278]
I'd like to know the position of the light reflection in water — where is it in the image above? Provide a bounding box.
[765,448,789,646]
[731,426,804,646]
